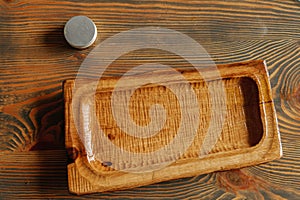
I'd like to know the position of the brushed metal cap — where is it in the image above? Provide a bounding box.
[64,16,97,49]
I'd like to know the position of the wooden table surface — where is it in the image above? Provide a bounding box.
[0,0,299,199]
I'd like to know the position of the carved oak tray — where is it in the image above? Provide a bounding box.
[64,60,282,195]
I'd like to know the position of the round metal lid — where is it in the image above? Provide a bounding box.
[64,16,97,49]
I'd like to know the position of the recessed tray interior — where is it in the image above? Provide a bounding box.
[87,77,263,170]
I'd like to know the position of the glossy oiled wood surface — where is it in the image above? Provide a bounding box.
[65,61,282,194]
[0,0,299,199]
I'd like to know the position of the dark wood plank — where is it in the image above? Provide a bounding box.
[0,0,299,198]
[0,0,299,152]
[0,150,298,199]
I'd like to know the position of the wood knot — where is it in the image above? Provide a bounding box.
[287,84,300,114]
[217,169,253,191]
[102,161,112,167]
[226,170,249,188]
[107,133,115,140]
[292,85,300,104]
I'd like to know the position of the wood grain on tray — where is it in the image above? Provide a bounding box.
[64,60,282,194]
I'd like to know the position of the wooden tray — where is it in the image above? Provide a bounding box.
[64,60,282,195]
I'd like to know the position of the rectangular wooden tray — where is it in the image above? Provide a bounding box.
[64,60,282,195]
